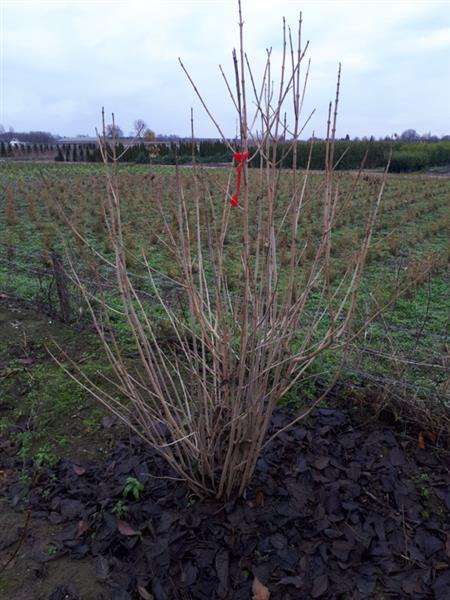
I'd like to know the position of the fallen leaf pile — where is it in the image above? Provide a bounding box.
[3,407,449,599]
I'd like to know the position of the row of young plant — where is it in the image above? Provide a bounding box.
[3,165,449,275]
[1,162,448,436]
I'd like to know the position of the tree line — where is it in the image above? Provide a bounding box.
[103,139,450,172]
[1,138,449,173]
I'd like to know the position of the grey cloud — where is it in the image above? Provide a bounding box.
[1,0,448,137]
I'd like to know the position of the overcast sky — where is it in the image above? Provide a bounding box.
[1,0,449,139]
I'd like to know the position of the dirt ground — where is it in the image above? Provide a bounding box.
[1,295,449,599]
[0,497,106,600]
[0,296,111,598]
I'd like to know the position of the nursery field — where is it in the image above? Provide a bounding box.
[0,161,449,599]
[1,162,449,408]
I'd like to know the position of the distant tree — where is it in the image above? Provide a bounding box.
[0,125,5,134]
[157,133,180,141]
[400,129,419,141]
[27,131,54,143]
[143,128,156,141]
[420,132,439,142]
[0,130,54,144]
[106,124,124,138]
[133,119,147,138]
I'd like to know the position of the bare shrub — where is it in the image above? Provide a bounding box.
[55,2,389,498]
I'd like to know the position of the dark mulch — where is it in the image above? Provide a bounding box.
[4,407,450,599]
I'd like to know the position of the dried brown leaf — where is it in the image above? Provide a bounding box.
[76,519,89,538]
[73,464,86,476]
[117,519,138,536]
[425,431,437,444]
[255,490,265,508]
[417,432,425,450]
[18,357,34,365]
[137,585,154,600]
[252,576,270,600]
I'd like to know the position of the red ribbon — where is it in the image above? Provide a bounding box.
[230,151,249,207]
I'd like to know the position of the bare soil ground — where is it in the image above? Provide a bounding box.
[1,297,449,599]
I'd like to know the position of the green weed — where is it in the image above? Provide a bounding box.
[112,499,129,518]
[35,443,58,468]
[123,477,145,501]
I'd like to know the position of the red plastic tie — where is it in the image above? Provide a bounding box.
[230,151,249,207]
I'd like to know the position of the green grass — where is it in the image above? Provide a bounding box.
[0,161,448,413]
[0,304,118,462]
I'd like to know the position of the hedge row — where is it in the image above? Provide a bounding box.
[3,138,445,172]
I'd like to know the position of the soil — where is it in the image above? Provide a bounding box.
[0,497,105,600]
[0,296,449,599]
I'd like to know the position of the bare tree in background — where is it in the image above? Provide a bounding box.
[106,123,123,138]
[133,119,147,138]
